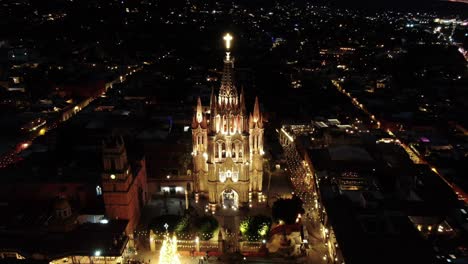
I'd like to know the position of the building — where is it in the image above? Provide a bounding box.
[191,34,264,212]
[287,119,462,264]
[101,135,148,234]
[0,130,148,235]
[0,195,130,264]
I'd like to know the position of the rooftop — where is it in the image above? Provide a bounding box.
[0,220,129,260]
[328,145,373,162]
[322,195,437,264]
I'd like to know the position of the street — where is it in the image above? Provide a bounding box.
[280,140,331,264]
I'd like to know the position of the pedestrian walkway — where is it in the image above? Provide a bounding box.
[280,140,330,264]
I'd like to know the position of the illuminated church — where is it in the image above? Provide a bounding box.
[191,34,264,211]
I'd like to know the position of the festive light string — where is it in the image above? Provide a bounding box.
[158,233,181,264]
[279,131,344,261]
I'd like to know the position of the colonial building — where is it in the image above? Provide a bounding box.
[191,34,264,212]
[101,135,148,233]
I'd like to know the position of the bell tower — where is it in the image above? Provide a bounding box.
[101,135,134,228]
[102,135,133,190]
[100,134,148,234]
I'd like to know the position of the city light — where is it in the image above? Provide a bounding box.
[2,4,466,264]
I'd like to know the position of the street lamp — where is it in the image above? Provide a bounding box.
[195,236,200,252]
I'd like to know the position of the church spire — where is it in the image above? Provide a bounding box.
[240,86,246,114]
[218,33,237,108]
[253,96,261,122]
[210,87,217,115]
[258,113,263,128]
[201,114,208,129]
[191,115,198,129]
[196,97,203,123]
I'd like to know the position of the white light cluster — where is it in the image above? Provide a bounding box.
[219,169,239,182]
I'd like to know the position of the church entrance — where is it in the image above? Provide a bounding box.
[221,189,239,209]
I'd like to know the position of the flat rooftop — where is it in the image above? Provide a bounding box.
[0,220,129,260]
[322,195,437,264]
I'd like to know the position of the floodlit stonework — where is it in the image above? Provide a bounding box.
[191,34,264,211]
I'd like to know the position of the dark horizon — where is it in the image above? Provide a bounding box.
[236,0,468,17]
[325,0,468,16]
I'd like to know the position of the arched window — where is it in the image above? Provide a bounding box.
[231,140,243,160]
[221,142,226,158]
[219,169,239,182]
[238,141,243,159]
[219,171,226,182]
[232,171,239,182]
[197,134,203,146]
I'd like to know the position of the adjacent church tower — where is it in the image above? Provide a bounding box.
[192,34,264,212]
[101,135,147,234]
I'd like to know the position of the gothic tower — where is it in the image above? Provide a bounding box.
[192,34,264,212]
[191,97,208,192]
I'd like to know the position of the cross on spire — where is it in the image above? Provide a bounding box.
[223,33,233,50]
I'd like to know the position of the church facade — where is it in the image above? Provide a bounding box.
[191,34,264,211]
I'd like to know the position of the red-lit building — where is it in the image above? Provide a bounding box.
[0,134,148,235]
[101,135,148,234]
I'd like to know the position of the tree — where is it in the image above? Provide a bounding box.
[240,215,272,241]
[193,215,219,240]
[272,195,304,224]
